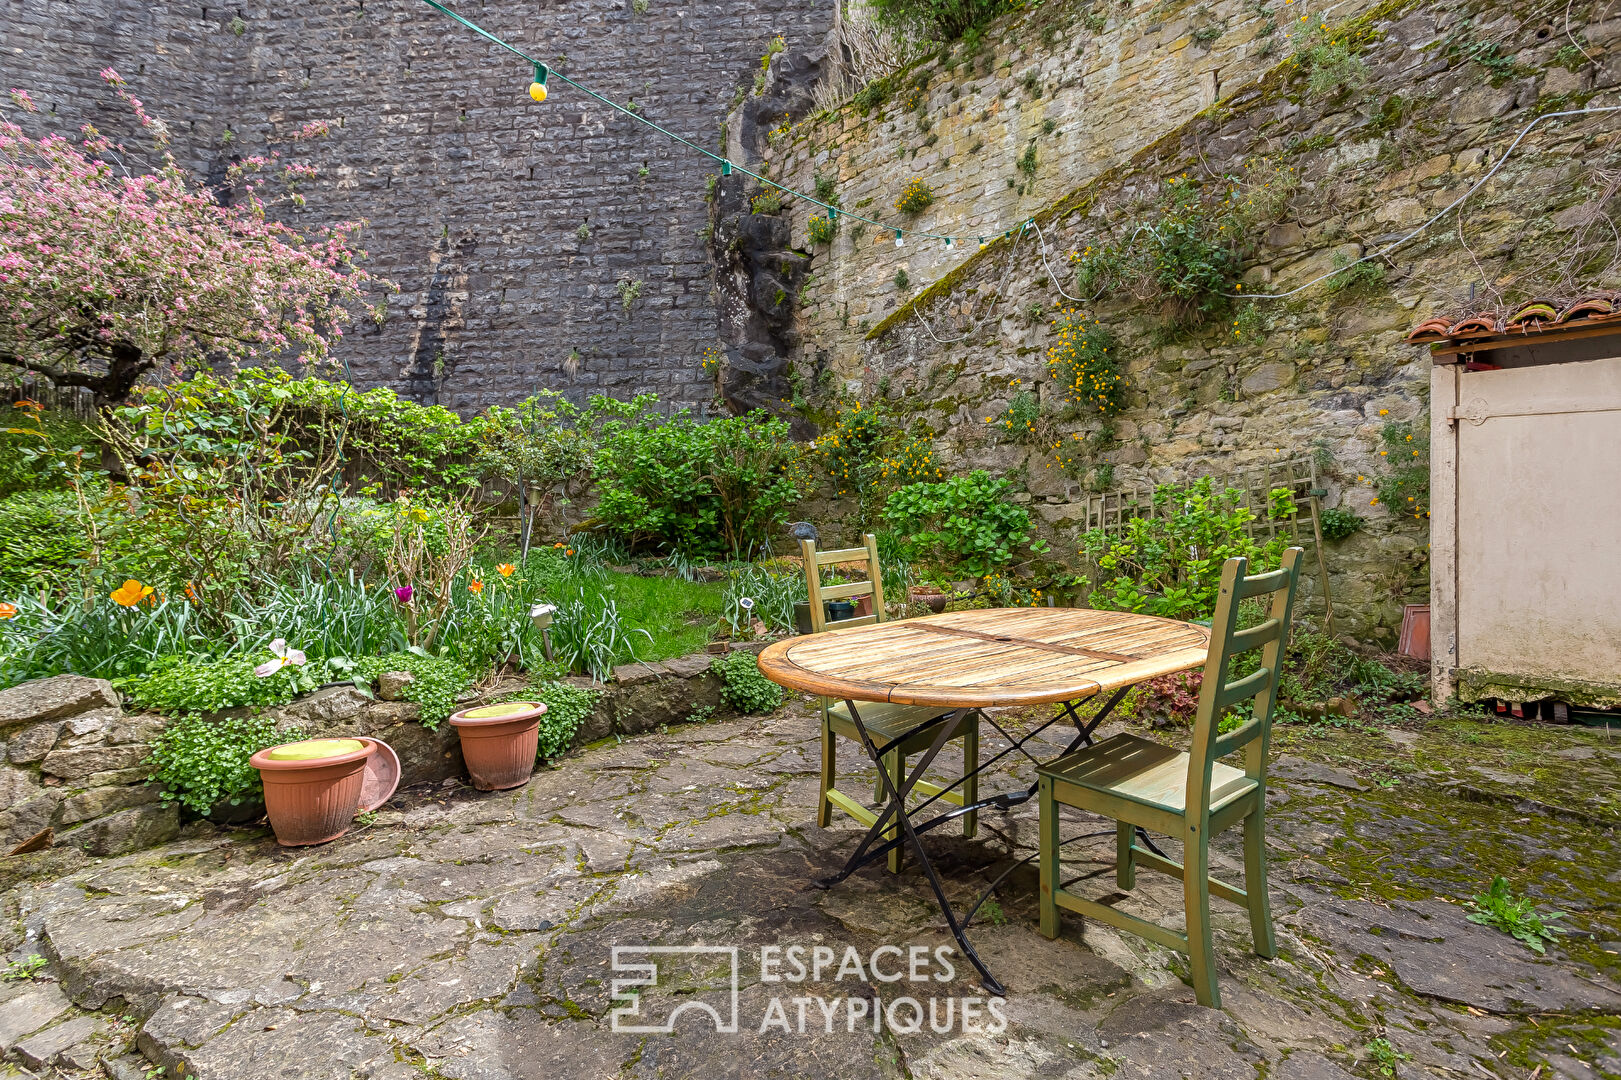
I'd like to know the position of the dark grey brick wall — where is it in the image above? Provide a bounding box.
[1,0,831,412]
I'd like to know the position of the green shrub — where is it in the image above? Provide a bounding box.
[0,408,97,498]
[1069,168,1293,325]
[354,651,471,729]
[534,680,599,758]
[0,491,84,592]
[1080,477,1291,620]
[711,650,783,713]
[884,470,1047,576]
[488,680,600,760]
[145,712,299,815]
[592,406,806,557]
[117,651,319,716]
[1319,507,1363,541]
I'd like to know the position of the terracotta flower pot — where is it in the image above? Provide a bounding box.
[449,701,548,791]
[250,738,378,847]
[910,586,949,614]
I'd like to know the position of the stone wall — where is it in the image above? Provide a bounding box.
[0,654,739,858]
[0,677,178,858]
[0,0,836,413]
[740,0,1621,645]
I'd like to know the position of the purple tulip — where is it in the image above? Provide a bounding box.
[394,585,413,603]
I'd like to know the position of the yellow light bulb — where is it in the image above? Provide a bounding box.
[529,81,548,102]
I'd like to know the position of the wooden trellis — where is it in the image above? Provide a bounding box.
[1077,457,1337,632]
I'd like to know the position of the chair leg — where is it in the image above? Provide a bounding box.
[817,707,834,829]
[1243,803,1277,959]
[1038,777,1061,939]
[883,751,904,874]
[1115,822,1136,889]
[1182,822,1220,1008]
[961,721,978,840]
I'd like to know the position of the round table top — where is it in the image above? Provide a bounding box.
[756,607,1211,708]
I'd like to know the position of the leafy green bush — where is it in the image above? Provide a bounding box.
[711,650,783,713]
[867,0,1012,39]
[1080,477,1290,620]
[884,470,1047,577]
[534,681,599,759]
[145,713,299,815]
[0,408,97,498]
[486,680,600,759]
[593,406,806,556]
[0,491,84,592]
[117,651,319,715]
[1070,169,1293,325]
[811,399,941,527]
[354,651,471,729]
[1319,507,1363,541]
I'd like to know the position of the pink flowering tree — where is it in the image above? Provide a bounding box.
[0,72,386,407]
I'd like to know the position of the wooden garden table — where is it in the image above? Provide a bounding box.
[757,607,1211,994]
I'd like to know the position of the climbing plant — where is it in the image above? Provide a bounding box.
[1070,166,1294,325]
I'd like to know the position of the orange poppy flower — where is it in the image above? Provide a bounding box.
[0,602,16,620]
[111,580,155,607]
[496,563,516,577]
[468,579,485,594]
[565,549,574,556]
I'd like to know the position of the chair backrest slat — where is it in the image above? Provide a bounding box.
[801,534,888,635]
[813,545,871,565]
[1185,548,1304,818]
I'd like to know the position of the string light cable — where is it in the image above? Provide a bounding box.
[418,0,1036,251]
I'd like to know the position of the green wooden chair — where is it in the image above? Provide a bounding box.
[1037,548,1304,1007]
[803,534,979,873]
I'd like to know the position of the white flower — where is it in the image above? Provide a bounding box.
[255,638,308,678]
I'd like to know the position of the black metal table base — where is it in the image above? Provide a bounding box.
[814,687,1154,996]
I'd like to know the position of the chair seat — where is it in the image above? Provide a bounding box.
[827,700,966,745]
[1038,734,1257,817]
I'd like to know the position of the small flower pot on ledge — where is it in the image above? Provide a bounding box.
[448,701,548,791]
[251,737,388,847]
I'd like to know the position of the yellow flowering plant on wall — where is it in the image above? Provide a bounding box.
[894,177,935,215]
[1046,309,1125,415]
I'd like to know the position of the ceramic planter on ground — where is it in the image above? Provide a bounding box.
[448,701,548,791]
[910,586,950,614]
[250,737,399,846]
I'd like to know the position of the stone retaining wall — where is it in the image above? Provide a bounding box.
[0,649,753,859]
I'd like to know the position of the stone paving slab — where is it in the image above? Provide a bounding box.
[2,702,1619,1079]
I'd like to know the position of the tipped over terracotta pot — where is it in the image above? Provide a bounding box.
[251,737,379,846]
[448,701,548,791]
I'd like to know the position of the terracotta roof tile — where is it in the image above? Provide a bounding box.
[1405,291,1621,345]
